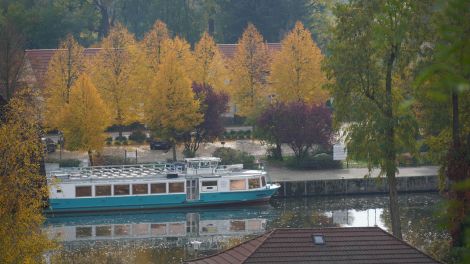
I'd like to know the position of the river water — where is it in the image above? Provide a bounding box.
[45,193,449,263]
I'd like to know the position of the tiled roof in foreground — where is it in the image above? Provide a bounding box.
[186,227,440,264]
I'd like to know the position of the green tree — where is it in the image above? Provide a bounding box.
[415,0,470,250]
[58,74,110,165]
[324,0,433,239]
[0,89,54,263]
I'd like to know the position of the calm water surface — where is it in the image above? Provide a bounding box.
[45,193,448,263]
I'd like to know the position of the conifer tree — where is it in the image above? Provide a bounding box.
[87,23,144,137]
[229,24,270,118]
[142,20,170,74]
[43,34,84,129]
[146,42,202,161]
[58,74,109,165]
[270,22,328,104]
[193,32,228,91]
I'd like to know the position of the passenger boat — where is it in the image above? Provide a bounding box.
[45,157,280,213]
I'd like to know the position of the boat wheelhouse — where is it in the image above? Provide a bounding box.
[46,157,280,213]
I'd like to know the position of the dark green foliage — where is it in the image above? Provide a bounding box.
[129,130,147,143]
[212,147,256,169]
[58,159,80,167]
[115,136,127,142]
[286,153,342,170]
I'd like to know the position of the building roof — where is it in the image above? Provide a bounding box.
[24,43,281,88]
[186,227,440,264]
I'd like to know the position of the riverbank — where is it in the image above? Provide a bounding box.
[267,165,441,197]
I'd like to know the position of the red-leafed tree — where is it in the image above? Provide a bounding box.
[257,102,332,160]
[182,83,229,157]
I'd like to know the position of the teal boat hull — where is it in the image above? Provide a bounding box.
[45,187,279,213]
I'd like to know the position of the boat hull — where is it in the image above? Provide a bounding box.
[45,187,279,213]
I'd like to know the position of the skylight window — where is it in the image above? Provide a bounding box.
[313,234,325,245]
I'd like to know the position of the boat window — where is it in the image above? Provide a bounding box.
[95,185,111,196]
[76,226,92,238]
[249,178,260,189]
[200,161,210,168]
[169,182,184,193]
[114,185,130,195]
[76,186,92,197]
[132,184,148,195]
[151,183,166,194]
[168,223,185,235]
[230,179,246,191]
[230,220,246,231]
[261,176,266,187]
[133,224,149,236]
[202,181,217,187]
[96,226,112,237]
[114,225,131,236]
[151,224,167,235]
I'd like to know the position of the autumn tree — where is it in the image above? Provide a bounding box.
[58,74,109,165]
[146,41,202,161]
[88,23,144,137]
[193,32,228,92]
[43,34,84,129]
[416,0,470,249]
[141,20,170,75]
[257,102,332,160]
[162,36,197,80]
[270,22,328,104]
[182,83,229,157]
[324,0,433,239]
[0,90,54,263]
[229,23,270,119]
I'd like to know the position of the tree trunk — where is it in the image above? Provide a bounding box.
[385,48,402,239]
[275,142,283,161]
[452,91,460,147]
[172,143,177,162]
[88,150,94,166]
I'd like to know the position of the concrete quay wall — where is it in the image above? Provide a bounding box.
[273,175,440,197]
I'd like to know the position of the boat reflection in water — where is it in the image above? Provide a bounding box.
[44,205,274,253]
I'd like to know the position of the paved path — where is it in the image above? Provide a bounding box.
[267,165,439,182]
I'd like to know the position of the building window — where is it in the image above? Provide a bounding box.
[114,185,130,195]
[248,178,260,189]
[261,176,266,187]
[76,186,92,197]
[132,184,148,195]
[169,182,184,193]
[151,183,166,194]
[230,179,246,191]
[95,185,111,196]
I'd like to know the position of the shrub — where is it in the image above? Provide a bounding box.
[122,140,128,145]
[114,141,122,146]
[286,153,342,170]
[94,155,127,166]
[212,147,256,169]
[58,159,81,167]
[129,130,147,143]
[115,135,127,142]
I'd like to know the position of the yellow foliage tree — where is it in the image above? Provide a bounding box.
[161,36,196,80]
[87,23,144,137]
[43,34,84,129]
[146,45,202,161]
[270,22,328,104]
[229,23,270,118]
[0,90,54,263]
[141,20,170,74]
[58,74,110,165]
[193,32,228,91]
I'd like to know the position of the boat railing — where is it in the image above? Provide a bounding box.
[47,163,184,181]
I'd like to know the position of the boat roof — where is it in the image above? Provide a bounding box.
[184,157,221,162]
